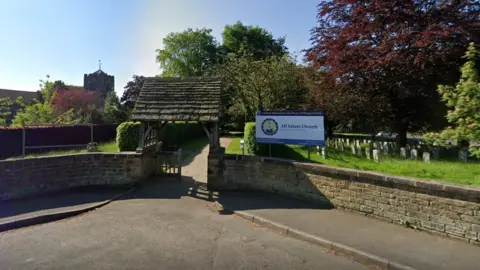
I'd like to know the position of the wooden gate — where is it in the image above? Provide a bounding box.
[157,148,182,179]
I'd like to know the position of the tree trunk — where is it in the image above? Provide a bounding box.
[395,125,408,147]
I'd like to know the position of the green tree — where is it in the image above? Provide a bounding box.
[156,28,220,77]
[426,43,480,157]
[0,97,13,126]
[11,76,80,126]
[222,21,287,60]
[220,53,307,122]
[103,90,127,124]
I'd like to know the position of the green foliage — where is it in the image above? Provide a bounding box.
[220,54,307,122]
[103,90,127,124]
[244,122,257,155]
[11,76,81,126]
[425,43,480,157]
[222,21,287,60]
[157,122,204,146]
[0,97,13,126]
[116,122,141,151]
[156,28,220,77]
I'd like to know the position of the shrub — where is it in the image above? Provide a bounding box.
[244,122,257,155]
[116,122,141,151]
[157,122,204,147]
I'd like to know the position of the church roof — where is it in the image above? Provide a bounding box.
[131,77,222,122]
[0,88,40,102]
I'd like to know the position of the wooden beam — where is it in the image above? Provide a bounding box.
[199,122,211,140]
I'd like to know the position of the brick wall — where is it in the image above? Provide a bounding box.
[208,153,480,245]
[0,153,143,200]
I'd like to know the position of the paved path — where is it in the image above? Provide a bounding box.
[217,190,480,270]
[0,180,365,270]
[182,138,232,184]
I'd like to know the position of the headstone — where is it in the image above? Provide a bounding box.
[365,147,371,160]
[372,149,380,162]
[383,143,390,155]
[400,147,407,158]
[321,147,327,159]
[346,138,350,146]
[376,142,382,151]
[316,145,321,155]
[356,145,362,157]
[459,148,468,162]
[432,147,439,160]
[411,149,418,160]
[423,152,431,163]
[339,141,344,152]
[351,144,356,155]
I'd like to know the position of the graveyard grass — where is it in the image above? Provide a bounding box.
[225,138,480,186]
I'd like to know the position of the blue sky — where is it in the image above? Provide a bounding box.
[0,0,318,96]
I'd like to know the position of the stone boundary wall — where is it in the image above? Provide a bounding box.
[0,153,147,200]
[208,153,480,245]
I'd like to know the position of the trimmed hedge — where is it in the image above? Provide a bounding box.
[116,122,141,151]
[244,123,257,155]
[244,122,288,156]
[116,121,205,151]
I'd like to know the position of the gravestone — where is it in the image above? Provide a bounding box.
[365,147,371,160]
[423,152,431,163]
[351,144,356,155]
[432,147,440,160]
[459,148,468,162]
[316,145,321,155]
[383,142,390,155]
[411,149,418,160]
[339,141,344,151]
[400,147,407,158]
[375,142,382,151]
[321,147,327,159]
[346,138,350,146]
[356,145,362,157]
[372,149,380,162]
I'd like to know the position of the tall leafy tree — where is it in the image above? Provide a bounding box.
[220,54,307,122]
[121,75,145,111]
[156,28,220,77]
[0,97,13,126]
[426,43,480,157]
[307,0,479,146]
[103,90,127,124]
[222,21,287,59]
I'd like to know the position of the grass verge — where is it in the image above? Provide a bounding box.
[225,138,480,186]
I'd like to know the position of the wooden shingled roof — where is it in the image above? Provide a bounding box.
[131,77,222,122]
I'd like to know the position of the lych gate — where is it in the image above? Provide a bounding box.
[130,77,222,179]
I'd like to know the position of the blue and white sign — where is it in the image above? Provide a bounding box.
[256,111,325,146]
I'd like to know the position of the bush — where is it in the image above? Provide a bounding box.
[244,122,257,155]
[116,122,141,151]
[157,122,204,146]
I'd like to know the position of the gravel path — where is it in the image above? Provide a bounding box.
[182,138,233,184]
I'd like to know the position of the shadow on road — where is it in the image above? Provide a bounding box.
[0,188,123,222]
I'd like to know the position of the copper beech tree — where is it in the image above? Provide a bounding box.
[307,0,479,146]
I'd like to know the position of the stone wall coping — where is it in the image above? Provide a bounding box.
[217,154,480,202]
[0,152,141,164]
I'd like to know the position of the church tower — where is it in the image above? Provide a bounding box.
[83,61,114,100]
